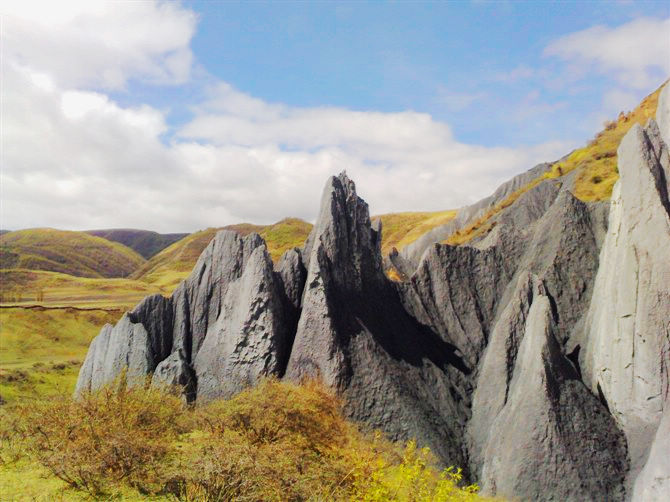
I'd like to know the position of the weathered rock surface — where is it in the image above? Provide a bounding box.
[75,85,670,502]
[398,161,552,268]
[480,295,628,500]
[285,173,474,472]
[582,91,670,497]
[75,294,173,394]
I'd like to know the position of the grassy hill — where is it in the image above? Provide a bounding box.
[550,81,665,201]
[86,229,188,259]
[134,218,313,292]
[0,229,145,279]
[373,210,458,257]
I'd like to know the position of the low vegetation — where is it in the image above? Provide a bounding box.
[0,306,121,405]
[0,269,163,308]
[1,379,487,501]
[440,82,666,247]
[546,83,664,201]
[373,210,458,257]
[0,228,145,278]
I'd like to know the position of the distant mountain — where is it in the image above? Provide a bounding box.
[0,230,11,236]
[132,218,313,291]
[86,229,188,259]
[0,229,145,278]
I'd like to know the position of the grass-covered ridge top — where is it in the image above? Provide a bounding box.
[373,210,458,257]
[0,228,145,279]
[549,81,665,201]
[86,229,189,259]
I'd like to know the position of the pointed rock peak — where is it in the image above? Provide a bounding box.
[302,172,382,281]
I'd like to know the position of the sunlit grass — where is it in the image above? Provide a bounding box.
[0,228,145,278]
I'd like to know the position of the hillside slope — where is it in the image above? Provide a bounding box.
[393,82,666,270]
[0,229,145,278]
[133,218,313,291]
[86,229,188,259]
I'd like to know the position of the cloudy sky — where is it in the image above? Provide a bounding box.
[2,1,669,232]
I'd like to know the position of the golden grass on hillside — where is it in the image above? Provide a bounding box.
[0,228,145,278]
[373,210,458,257]
[439,82,666,247]
[0,306,122,405]
[443,178,544,246]
[1,379,488,501]
[134,219,312,293]
[545,82,664,201]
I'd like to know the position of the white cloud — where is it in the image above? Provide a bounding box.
[544,17,670,90]
[1,0,197,89]
[1,1,574,234]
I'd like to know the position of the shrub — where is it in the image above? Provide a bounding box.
[15,381,185,496]
[6,378,485,501]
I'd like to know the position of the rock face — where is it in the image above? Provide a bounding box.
[582,84,670,499]
[76,85,670,502]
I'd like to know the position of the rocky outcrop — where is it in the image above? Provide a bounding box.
[76,85,670,502]
[582,85,670,498]
[75,294,173,394]
[479,295,627,500]
[285,173,474,472]
[76,230,304,401]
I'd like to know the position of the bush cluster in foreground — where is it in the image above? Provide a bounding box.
[1,378,486,501]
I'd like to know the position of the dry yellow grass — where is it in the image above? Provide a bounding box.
[439,82,666,247]
[373,210,458,256]
[545,82,664,201]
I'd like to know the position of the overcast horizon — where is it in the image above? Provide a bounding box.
[2,1,669,233]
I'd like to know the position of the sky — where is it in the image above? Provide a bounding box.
[1,0,669,233]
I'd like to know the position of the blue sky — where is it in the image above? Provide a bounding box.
[2,1,669,231]
[153,1,669,145]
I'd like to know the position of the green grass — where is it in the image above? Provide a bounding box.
[0,228,145,279]
[0,307,120,372]
[0,269,163,308]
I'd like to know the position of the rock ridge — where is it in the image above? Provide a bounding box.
[75,83,670,502]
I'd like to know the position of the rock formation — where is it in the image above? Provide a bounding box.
[76,85,670,501]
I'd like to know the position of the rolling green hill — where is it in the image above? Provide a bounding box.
[86,229,188,259]
[0,229,145,278]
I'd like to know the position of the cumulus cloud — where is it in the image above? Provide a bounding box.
[544,17,670,90]
[1,0,197,89]
[1,1,573,233]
